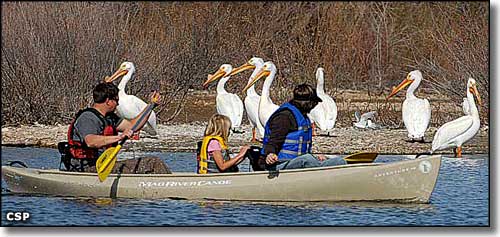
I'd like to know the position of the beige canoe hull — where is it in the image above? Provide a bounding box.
[2,155,441,203]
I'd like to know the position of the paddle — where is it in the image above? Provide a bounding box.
[342,152,378,164]
[96,92,159,182]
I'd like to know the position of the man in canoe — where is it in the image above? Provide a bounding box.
[253,84,346,171]
[64,82,170,174]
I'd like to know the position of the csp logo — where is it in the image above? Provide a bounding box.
[5,212,30,222]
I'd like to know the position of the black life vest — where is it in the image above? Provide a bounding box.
[67,108,118,159]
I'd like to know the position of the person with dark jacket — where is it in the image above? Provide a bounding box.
[66,82,170,174]
[254,83,346,171]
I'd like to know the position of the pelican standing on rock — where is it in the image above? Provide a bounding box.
[203,64,244,132]
[229,57,265,141]
[105,62,158,137]
[242,61,279,128]
[308,67,337,135]
[387,70,431,142]
[431,78,482,158]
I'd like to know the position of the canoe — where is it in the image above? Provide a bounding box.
[1,155,441,203]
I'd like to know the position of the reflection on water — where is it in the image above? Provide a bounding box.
[1,147,489,226]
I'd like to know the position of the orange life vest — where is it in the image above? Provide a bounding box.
[67,108,118,159]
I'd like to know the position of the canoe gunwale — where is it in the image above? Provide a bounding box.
[29,161,388,178]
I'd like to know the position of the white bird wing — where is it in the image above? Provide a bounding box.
[245,95,263,136]
[131,96,158,135]
[217,93,244,128]
[361,111,377,121]
[116,95,145,119]
[354,111,361,122]
[432,116,474,151]
[309,103,324,126]
[462,98,470,115]
[402,98,431,137]
[310,94,337,130]
[116,95,158,135]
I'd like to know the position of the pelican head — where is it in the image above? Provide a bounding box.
[229,57,265,76]
[105,62,136,83]
[387,70,422,99]
[242,61,275,92]
[203,64,232,88]
[468,78,482,106]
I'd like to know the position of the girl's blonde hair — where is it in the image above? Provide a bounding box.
[204,114,232,142]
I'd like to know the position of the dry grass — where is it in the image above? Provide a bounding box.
[1,2,488,126]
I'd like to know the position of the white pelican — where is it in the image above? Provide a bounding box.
[242,61,279,128]
[105,62,158,137]
[353,111,381,129]
[431,78,482,157]
[308,67,338,135]
[203,64,244,132]
[387,70,431,142]
[229,57,265,142]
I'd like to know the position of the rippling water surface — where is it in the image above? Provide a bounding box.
[1,147,489,226]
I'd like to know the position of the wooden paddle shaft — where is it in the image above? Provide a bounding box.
[119,103,155,146]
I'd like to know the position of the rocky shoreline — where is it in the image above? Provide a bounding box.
[1,123,489,155]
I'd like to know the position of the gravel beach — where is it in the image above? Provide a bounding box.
[1,123,489,155]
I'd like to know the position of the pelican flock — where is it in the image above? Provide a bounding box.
[242,61,279,129]
[387,70,431,142]
[431,78,482,157]
[105,62,158,137]
[203,64,244,132]
[308,67,338,135]
[198,58,484,158]
[229,57,265,142]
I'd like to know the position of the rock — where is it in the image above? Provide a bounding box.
[0,124,489,155]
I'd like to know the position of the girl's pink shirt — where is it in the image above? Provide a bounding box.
[207,139,222,155]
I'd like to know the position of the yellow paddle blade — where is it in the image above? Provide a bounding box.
[96,145,122,182]
[343,152,378,164]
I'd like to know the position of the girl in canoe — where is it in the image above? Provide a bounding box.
[197,114,250,174]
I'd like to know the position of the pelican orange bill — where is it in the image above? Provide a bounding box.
[230,63,255,76]
[242,69,269,92]
[387,77,413,99]
[203,69,227,87]
[105,69,128,83]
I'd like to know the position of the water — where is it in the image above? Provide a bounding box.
[1,147,489,226]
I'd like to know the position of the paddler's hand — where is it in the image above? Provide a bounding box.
[316,154,326,161]
[149,91,161,107]
[238,145,251,156]
[266,153,278,165]
[119,129,134,140]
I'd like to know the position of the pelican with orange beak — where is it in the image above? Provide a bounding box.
[229,57,265,142]
[242,61,279,129]
[105,62,158,137]
[204,64,244,132]
[387,70,431,142]
[431,78,482,157]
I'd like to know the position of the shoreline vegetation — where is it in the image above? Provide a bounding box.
[2,2,488,127]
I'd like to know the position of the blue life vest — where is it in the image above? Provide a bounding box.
[262,102,313,160]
